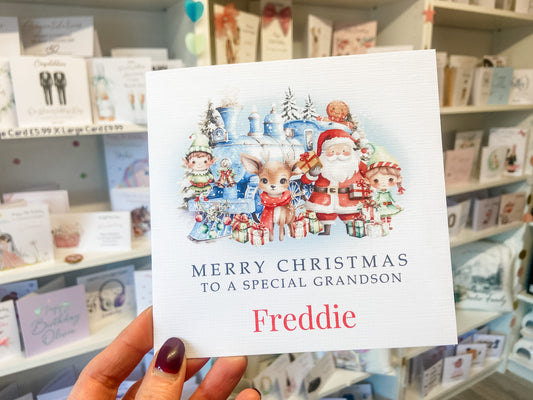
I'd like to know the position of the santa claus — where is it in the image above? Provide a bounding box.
[301,129,370,235]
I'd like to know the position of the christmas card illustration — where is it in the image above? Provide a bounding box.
[147,51,457,357]
[10,56,93,127]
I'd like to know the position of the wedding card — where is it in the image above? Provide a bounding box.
[16,285,90,357]
[498,192,526,225]
[87,57,151,124]
[0,58,17,128]
[0,17,21,57]
[441,353,472,384]
[0,300,22,361]
[147,51,457,357]
[332,21,377,56]
[3,189,69,214]
[20,16,94,57]
[260,0,293,61]
[51,211,131,253]
[77,265,136,332]
[307,14,333,58]
[214,4,260,64]
[0,204,54,270]
[10,56,93,127]
[488,127,528,176]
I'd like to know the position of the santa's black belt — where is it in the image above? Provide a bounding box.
[313,186,349,194]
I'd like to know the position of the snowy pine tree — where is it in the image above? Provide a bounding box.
[281,87,301,121]
[302,94,319,120]
[199,100,222,146]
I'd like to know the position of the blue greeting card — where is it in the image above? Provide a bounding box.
[487,67,514,105]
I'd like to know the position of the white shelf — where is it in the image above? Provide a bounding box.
[405,309,503,360]
[433,0,533,30]
[0,238,151,285]
[440,104,533,115]
[517,291,533,305]
[446,175,530,197]
[405,358,501,400]
[0,123,147,140]
[316,369,372,398]
[450,221,524,248]
[0,316,132,378]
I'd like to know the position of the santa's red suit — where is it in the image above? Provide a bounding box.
[301,129,369,224]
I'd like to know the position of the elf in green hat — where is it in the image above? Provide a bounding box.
[182,132,217,201]
[364,146,405,228]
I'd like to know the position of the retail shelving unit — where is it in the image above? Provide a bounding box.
[1,0,533,398]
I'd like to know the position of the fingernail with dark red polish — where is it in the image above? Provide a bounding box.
[252,387,262,398]
[155,337,185,374]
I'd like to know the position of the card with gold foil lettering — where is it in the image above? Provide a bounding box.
[146,51,457,357]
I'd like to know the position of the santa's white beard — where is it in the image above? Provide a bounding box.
[319,152,360,183]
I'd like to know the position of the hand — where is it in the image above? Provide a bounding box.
[68,307,261,400]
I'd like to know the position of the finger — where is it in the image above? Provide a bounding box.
[190,356,248,400]
[235,388,262,400]
[133,337,187,400]
[68,307,154,400]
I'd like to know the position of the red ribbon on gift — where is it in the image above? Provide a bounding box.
[251,222,269,233]
[262,3,291,36]
[354,179,371,198]
[232,214,250,230]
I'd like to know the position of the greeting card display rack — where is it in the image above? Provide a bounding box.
[1,0,533,399]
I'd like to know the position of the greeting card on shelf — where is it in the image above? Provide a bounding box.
[20,16,94,57]
[0,300,22,361]
[478,145,507,182]
[0,279,38,301]
[456,343,488,366]
[16,285,90,357]
[10,56,93,127]
[86,57,151,125]
[447,198,471,238]
[147,51,457,357]
[332,21,377,56]
[0,17,21,57]
[509,69,533,105]
[454,130,483,179]
[134,269,152,315]
[436,52,447,107]
[498,192,526,225]
[487,67,514,105]
[307,14,333,59]
[472,67,493,106]
[214,4,260,65]
[488,127,528,176]
[472,196,500,231]
[444,148,476,186]
[51,211,131,253]
[444,55,477,107]
[110,188,151,238]
[441,353,473,384]
[253,353,291,400]
[111,47,168,60]
[3,190,69,214]
[473,333,505,358]
[0,58,17,129]
[304,352,337,400]
[0,204,54,271]
[77,265,136,332]
[260,0,293,61]
[421,359,443,398]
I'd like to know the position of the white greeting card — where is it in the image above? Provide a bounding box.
[488,127,528,176]
[478,145,507,182]
[20,16,94,57]
[285,353,315,398]
[0,58,17,128]
[447,199,471,237]
[441,353,472,384]
[472,196,500,231]
[0,204,54,270]
[0,300,22,361]
[509,69,533,105]
[332,21,377,56]
[260,0,293,61]
[110,188,150,238]
[456,342,488,365]
[87,57,151,124]
[472,333,505,358]
[50,211,131,253]
[454,130,483,179]
[304,352,336,400]
[307,14,333,58]
[253,353,291,399]
[445,55,478,107]
[10,56,93,127]
[151,59,186,71]
[134,269,152,315]
[0,17,21,57]
[421,359,443,397]
[147,51,457,357]
[3,190,69,214]
[111,47,168,60]
[0,279,38,302]
[436,52,447,107]
[498,192,526,225]
[471,67,493,106]
[444,148,476,186]
[77,265,136,332]
[214,4,260,65]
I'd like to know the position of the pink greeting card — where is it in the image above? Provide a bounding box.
[147,51,456,357]
[332,21,377,56]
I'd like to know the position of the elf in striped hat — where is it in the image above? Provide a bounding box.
[365,146,405,227]
[182,132,217,201]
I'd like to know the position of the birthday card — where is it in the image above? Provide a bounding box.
[147,51,457,357]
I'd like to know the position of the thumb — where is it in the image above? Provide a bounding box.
[133,337,187,400]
